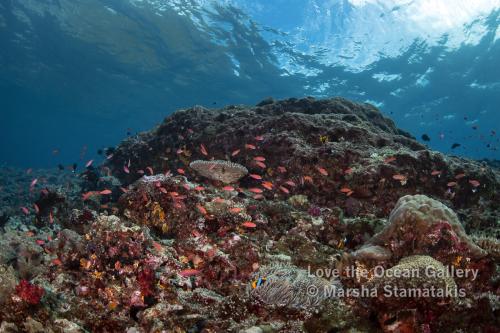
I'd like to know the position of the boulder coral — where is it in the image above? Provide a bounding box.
[355,194,486,261]
[365,255,460,333]
[366,255,457,305]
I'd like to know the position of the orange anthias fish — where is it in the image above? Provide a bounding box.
[85,160,94,168]
[249,174,262,180]
[317,167,328,176]
[223,186,235,191]
[152,241,163,252]
[253,156,266,162]
[279,186,289,194]
[200,144,208,156]
[249,188,263,193]
[196,204,208,215]
[384,156,397,164]
[261,181,273,190]
[51,258,63,266]
[284,180,296,187]
[447,181,457,187]
[245,144,256,150]
[123,165,130,174]
[469,180,480,187]
[303,176,313,183]
[229,207,243,213]
[21,207,29,215]
[231,149,241,156]
[82,191,96,201]
[255,161,266,169]
[100,189,112,195]
[255,135,264,141]
[431,170,442,176]
[242,221,256,228]
[179,269,201,277]
[340,187,352,193]
[177,168,185,175]
[277,166,287,173]
[455,173,466,179]
[392,174,407,181]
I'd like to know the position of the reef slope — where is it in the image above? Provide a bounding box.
[108,97,499,232]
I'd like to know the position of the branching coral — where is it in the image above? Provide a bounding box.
[189,160,248,184]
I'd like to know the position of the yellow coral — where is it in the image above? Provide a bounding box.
[148,202,167,230]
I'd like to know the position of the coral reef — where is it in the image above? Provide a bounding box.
[0,97,498,332]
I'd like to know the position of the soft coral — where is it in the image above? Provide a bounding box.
[15,280,45,305]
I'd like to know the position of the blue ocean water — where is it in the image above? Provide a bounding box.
[1,0,499,168]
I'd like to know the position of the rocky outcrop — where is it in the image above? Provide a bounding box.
[106,97,499,228]
[354,195,487,261]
